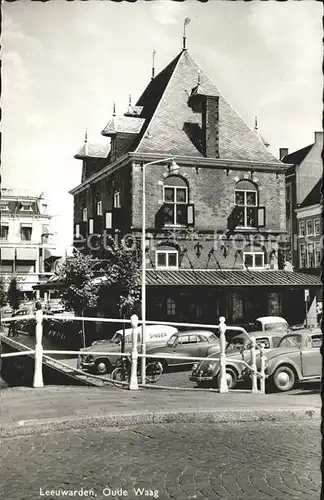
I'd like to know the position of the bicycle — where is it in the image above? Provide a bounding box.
[111,356,163,384]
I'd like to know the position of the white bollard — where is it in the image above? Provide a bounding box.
[259,343,266,395]
[33,306,44,388]
[129,314,139,390]
[219,316,228,393]
[250,336,258,394]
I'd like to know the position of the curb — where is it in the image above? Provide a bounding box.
[0,407,320,438]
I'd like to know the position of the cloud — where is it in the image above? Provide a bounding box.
[151,0,186,25]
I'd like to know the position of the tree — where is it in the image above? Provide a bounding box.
[98,238,141,352]
[56,253,103,347]
[56,239,141,348]
[7,275,21,312]
[0,276,7,307]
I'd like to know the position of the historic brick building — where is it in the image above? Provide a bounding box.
[70,47,320,327]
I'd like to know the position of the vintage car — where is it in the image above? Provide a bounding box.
[145,327,248,370]
[251,316,289,334]
[45,299,65,315]
[263,329,322,391]
[190,330,285,389]
[79,324,178,375]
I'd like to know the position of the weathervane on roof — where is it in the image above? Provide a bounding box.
[84,128,88,156]
[183,17,191,50]
[152,49,156,80]
[113,102,116,117]
[128,94,132,114]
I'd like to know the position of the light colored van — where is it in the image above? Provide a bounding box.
[79,324,178,374]
[111,324,178,345]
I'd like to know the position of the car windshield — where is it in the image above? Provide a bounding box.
[278,335,302,348]
[264,322,287,332]
[167,335,177,347]
[208,333,219,343]
[111,333,122,344]
[226,336,245,351]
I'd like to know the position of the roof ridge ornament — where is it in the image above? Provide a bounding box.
[254,116,270,149]
[183,17,191,50]
[113,102,116,117]
[128,94,132,114]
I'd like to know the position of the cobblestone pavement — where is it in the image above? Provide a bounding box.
[0,422,320,500]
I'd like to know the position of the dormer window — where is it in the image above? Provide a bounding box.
[0,203,9,212]
[19,203,33,212]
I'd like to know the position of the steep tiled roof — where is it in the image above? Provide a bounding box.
[74,143,110,159]
[282,144,313,165]
[299,179,322,208]
[134,50,282,164]
[145,269,321,287]
[102,116,145,136]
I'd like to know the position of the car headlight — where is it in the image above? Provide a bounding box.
[206,362,216,373]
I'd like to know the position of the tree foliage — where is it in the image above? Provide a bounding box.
[57,240,141,319]
[7,275,21,311]
[0,276,7,307]
[102,237,141,318]
[57,253,103,315]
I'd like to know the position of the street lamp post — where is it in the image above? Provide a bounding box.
[140,157,179,384]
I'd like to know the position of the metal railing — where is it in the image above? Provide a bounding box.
[0,311,267,393]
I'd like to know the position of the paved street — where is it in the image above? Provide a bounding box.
[0,422,320,500]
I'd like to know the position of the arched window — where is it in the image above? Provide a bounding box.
[163,176,191,226]
[234,180,258,228]
[155,244,179,269]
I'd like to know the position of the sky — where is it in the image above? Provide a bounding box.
[2,1,322,253]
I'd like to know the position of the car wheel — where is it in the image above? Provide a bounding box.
[95,359,112,375]
[216,369,238,390]
[272,365,296,392]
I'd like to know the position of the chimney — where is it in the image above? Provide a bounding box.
[314,131,323,143]
[202,95,219,158]
[279,148,289,161]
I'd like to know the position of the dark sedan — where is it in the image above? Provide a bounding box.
[146,330,221,370]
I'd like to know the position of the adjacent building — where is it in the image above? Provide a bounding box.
[295,179,322,273]
[281,131,323,268]
[0,188,61,298]
[70,46,321,327]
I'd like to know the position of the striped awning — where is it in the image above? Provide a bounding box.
[145,269,322,287]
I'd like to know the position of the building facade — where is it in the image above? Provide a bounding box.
[0,188,61,298]
[281,131,323,268]
[70,47,320,327]
[295,179,322,273]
